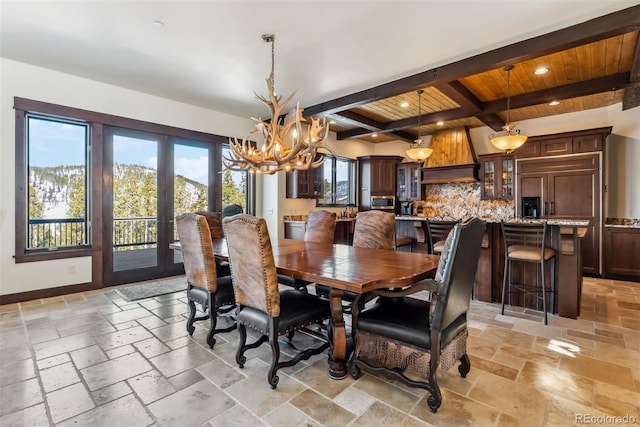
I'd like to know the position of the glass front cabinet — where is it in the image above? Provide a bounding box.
[397,163,422,201]
[479,154,514,200]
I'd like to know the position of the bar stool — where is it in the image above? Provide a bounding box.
[426,220,459,254]
[500,221,556,324]
[394,235,414,252]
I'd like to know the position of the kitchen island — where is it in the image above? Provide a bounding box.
[396,215,589,319]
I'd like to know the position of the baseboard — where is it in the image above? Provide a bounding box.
[0,281,98,305]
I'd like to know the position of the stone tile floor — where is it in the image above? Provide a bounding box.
[0,276,638,426]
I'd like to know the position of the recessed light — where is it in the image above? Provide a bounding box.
[437,121,444,126]
[549,100,560,106]
[534,67,549,75]
[371,133,378,137]
[153,20,165,28]
[400,101,410,108]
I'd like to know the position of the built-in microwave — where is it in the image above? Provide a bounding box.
[370,195,395,210]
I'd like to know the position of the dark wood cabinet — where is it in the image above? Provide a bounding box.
[397,163,422,201]
[516,140,541,158]
[335,220,354,245]
[285,168,323,198]
[358,156,403,210]
[604,227,640,281]
[518,153,601,275]
[515,127,611,159]
[479,154,514,200]
[573,133,603,153]
[541,137,573,156]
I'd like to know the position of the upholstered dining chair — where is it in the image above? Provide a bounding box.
[175,213,236,349]
[317,210,396,304]
[348,217,485,413]
[426,219,460,254]
[352,210,396,250]
[223,214,331,389]
[304,210,337,243]
[282,210,337,293]
[221,203,243,219]
[195,210,230,277]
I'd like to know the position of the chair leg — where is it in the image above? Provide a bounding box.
[501,257,509,315]
[186,296,197,336]
[236,323,248,368]
[268,319,281,389]
[204,292,216,348]
[458,353,471,378]
[541,260,548,325]
[427,331,443,413]
[551,257,556,315]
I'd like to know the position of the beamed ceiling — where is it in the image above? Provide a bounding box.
[306,5,640,144]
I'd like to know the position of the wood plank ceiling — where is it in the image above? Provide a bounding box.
[303,5,640,144]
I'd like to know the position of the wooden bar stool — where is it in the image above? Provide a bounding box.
[500,221,556,324]
[394,235,414,252]
[426,220,459,254]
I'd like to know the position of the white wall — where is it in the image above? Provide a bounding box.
[2,57,639,297]
[0,58,253,296]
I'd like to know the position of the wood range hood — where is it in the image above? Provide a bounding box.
[420,127,479,184]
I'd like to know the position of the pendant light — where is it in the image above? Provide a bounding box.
[406,90,433,161]
[489,65,527,153]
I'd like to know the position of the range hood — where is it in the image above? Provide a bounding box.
[420,127,479,184]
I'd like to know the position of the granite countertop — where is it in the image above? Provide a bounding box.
[283,216,355,224]
[605,224,640,228]
[396,215,589,227]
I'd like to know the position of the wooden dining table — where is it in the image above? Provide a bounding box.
[172,238,440,379]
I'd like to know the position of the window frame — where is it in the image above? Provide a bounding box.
[316,154,356,207]
[25,114,92,251]
[14,97,252,263]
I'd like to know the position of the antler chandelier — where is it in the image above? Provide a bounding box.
[223,34,334,174]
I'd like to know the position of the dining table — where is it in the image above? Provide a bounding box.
[172,238,440,379]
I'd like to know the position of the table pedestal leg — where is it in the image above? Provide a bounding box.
[328,288,347,379]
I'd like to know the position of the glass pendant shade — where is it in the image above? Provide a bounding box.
[490,131,528,152]
[406,146,433,161]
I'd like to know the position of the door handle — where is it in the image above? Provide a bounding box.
[544,202,548,216]
[550,201,554,216]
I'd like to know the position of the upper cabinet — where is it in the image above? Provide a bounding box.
[397,163,422,201]
[479,154,513,200]
[358,156,403,210]
[285,168,323,198]
[514,127,611,159]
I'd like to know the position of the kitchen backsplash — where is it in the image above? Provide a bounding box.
[420,182,515,220]
[606,217,640,226]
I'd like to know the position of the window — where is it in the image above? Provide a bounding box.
[15,97,254,266]
[317,155,356,206]
[221,146,249,212]
[25,115,90,250]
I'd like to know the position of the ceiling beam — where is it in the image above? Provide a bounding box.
[337,126,416,142]
[303,5,640,116]
[435,81,504,131]
[336,73,632,139]
[334,111,385,131]
[623,30,640,110]
[483,72,631,112]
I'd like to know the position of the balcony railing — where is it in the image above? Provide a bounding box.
[27,217,160,250]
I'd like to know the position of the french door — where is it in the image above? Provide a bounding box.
[103,126,217,286]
